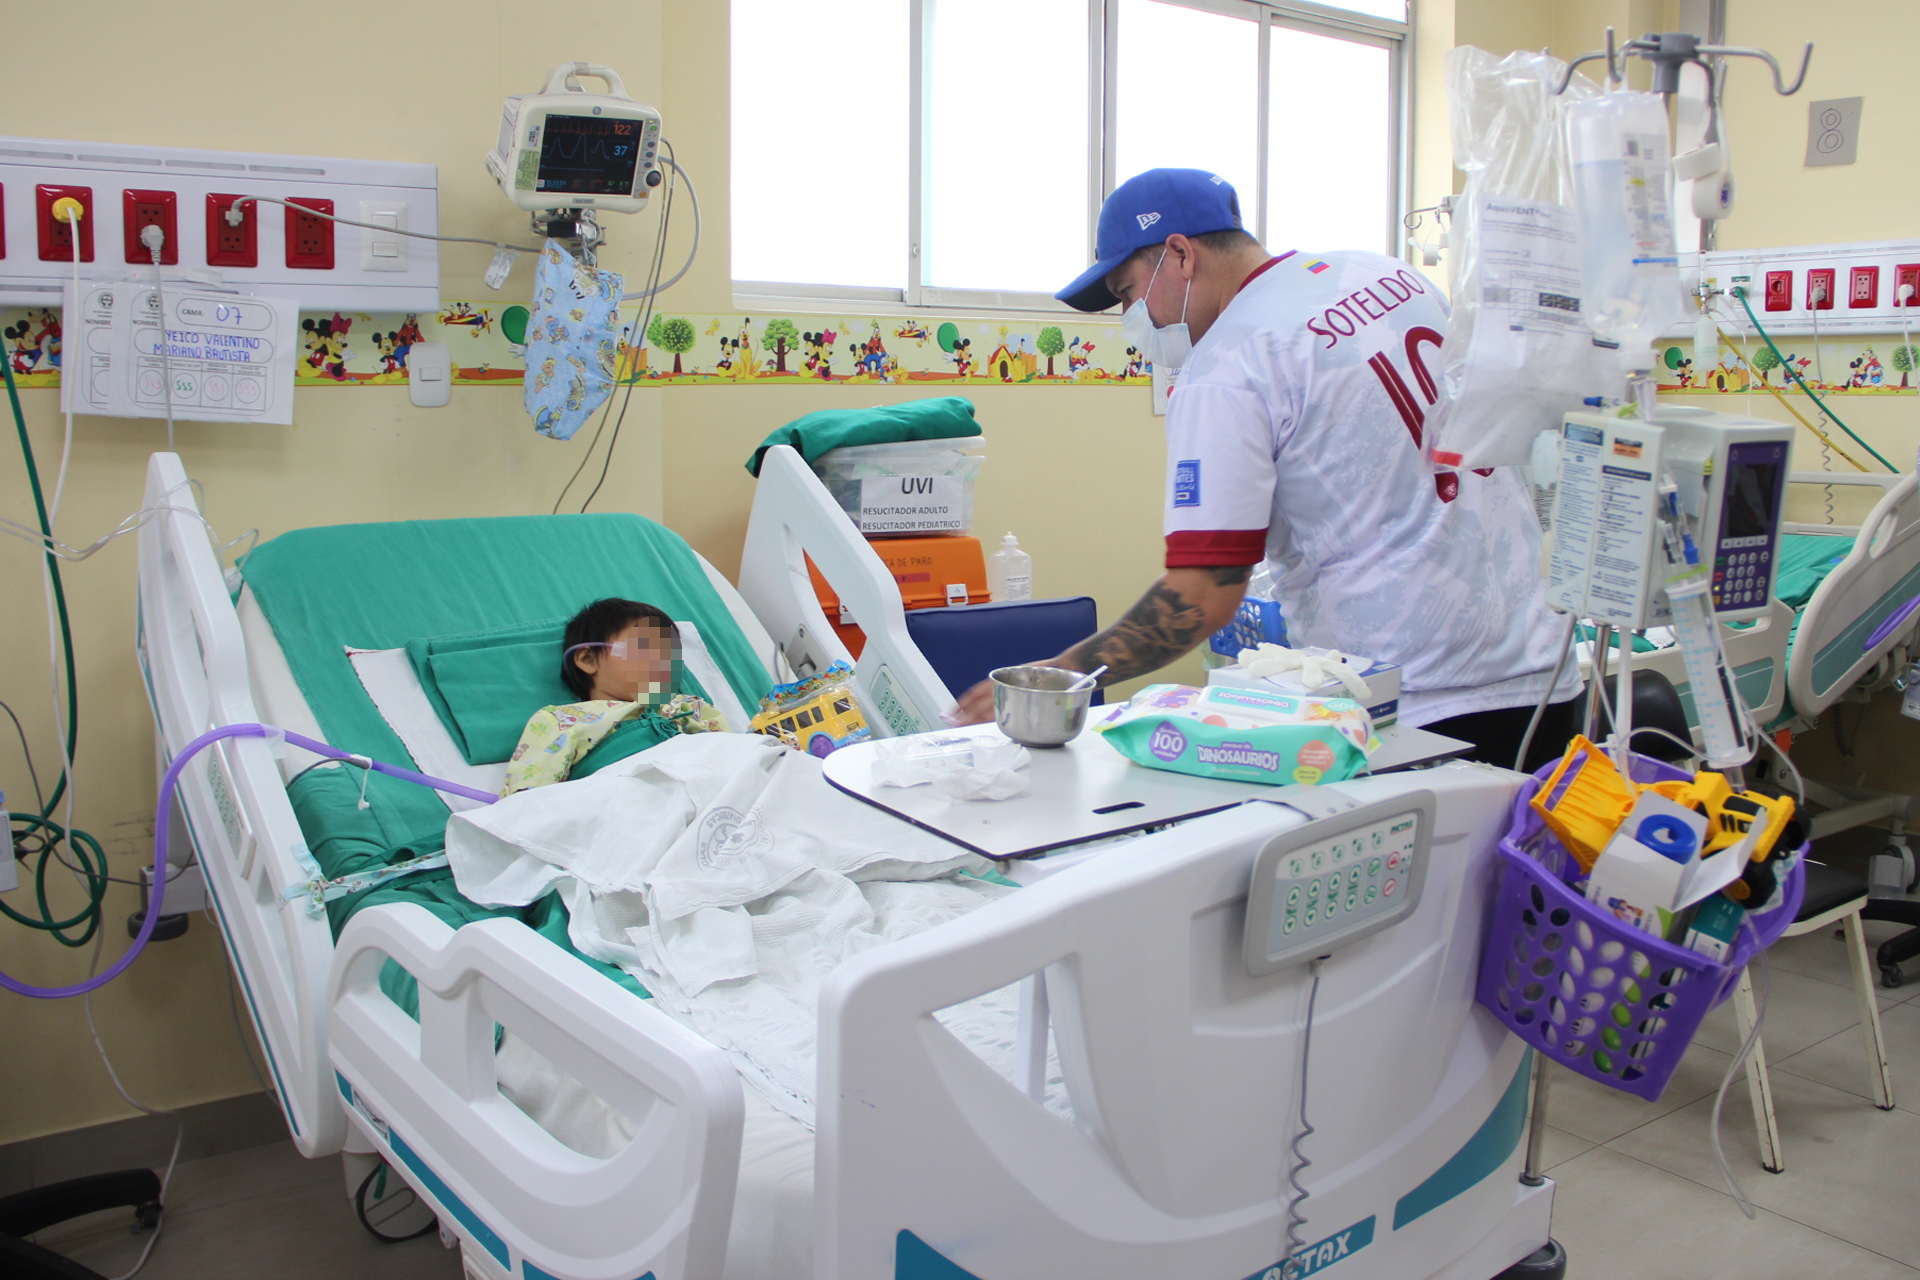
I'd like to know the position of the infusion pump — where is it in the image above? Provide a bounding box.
[1547,406,1793,629]
[487,63,663,215]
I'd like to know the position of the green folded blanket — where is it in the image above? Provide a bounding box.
[746,396,980,476]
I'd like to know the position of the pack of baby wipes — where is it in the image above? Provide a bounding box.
[1093,684,1375,786]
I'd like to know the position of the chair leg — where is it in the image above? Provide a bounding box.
[1842,910,1897,1110]
[1733,966,1784,1173]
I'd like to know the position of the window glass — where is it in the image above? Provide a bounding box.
[925,0,1089,292]
[1114,0,1259,219]
[1265,24,1391,255]
[731,0,909,286]
[1320,0,1405,17]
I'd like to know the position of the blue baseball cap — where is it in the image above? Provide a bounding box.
[1056,168,1245,312]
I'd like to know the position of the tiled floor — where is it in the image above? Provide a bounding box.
[23,913,1920,1279]
[1543,915,1920,1279]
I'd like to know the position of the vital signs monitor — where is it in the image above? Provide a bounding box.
[487,63,664,214]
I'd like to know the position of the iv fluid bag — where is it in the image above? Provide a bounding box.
[1567,91,1686,363]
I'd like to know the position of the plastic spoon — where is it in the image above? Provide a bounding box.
[1067,665,1108,692]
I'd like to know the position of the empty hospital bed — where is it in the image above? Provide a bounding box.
[137,448,1560,1280]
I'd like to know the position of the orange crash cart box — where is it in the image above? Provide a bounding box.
[806,535,988,657]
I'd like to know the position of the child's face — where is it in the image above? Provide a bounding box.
[580,622,676,704]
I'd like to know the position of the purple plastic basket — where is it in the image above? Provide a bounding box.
[1474,752,1805,1101]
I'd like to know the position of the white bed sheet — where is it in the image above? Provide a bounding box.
[497,1031,816,1280]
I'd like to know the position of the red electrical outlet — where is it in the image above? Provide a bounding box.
[36,184,94,262]
[1807,268,1836,310]
[205,193,257,268]
[1895,264,1920,307]
[121,189,178,265]
[284,197,334,269]
[1764,270,1793,312]
[1849,265,1880,309]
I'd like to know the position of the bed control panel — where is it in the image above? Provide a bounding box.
[1243,792,1435,976]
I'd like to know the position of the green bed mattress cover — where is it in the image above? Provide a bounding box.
[243,512,776,1008]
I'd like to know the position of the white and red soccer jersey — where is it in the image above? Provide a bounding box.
[1163,249,1581,724]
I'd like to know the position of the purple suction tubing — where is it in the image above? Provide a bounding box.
[0,723,497,1000]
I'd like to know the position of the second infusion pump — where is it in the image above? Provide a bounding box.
[1547,406,1793,628]
[487,63,663,214]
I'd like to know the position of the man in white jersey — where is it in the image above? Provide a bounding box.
[955,168,1583,769]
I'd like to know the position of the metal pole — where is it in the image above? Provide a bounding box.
[1520,1050,1554,1186]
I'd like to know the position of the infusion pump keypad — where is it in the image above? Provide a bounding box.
[1243,793,1435,977]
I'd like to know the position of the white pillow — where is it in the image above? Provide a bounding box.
[344,618,753,814]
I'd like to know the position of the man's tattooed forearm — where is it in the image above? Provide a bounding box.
[1064,580,1212,684]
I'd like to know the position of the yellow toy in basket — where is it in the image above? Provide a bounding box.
[1529,736,1636,873]
[1532,737,1798,882]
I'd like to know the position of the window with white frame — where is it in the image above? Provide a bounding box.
[731,0,1408,310]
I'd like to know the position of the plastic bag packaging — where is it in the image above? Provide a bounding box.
[1566,88,1688,372]
[749,660,873,757]
[871,733,1030,787]
[1424,48,1609,472]
[1093,684,1374,787]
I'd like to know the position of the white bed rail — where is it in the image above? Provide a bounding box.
[1587,598,1794,732]
[328,904,743,1280]
[817,765,1539,1280]
[136,452,344,1156]
[1791,470,1920,718]
[737,444,954,737]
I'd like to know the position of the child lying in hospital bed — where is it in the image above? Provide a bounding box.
[503,597,729,796]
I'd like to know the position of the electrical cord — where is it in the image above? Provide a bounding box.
[225,194,544,256]
[620,154,701,300]
[3,354,79,816]
[51,206,83,527]
[146,228,178,454]
[553,139,681,514]
[215,937,274,1098]
[1514,613,1580,772]
[580,142,680,513]
[1731,286,1897,471]
[1281,957,1324,1273]
[1709,915,1772,1219]
[0,696,47,815]
[354,1162,438,1242]
[81,925,182,1280]
[1707,308,1868,471]
[1704,305,1866,470]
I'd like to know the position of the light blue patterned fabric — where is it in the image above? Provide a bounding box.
[523,240,624,440]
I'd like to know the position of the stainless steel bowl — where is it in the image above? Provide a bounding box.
[990,665,1094,748]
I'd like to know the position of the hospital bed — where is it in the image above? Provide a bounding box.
[1581,469,1920,879]
[137,448,1560,1280]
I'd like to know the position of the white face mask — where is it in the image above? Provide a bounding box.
[1121,248,1193,370]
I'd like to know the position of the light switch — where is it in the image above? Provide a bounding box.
[359,199,408,271]
[408,341,451,408]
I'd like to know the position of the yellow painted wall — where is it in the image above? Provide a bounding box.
[0,0,670,1144]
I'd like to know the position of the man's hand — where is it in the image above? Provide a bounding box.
[946,566,1252,725]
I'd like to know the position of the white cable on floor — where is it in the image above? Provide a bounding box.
[82,931,181,1280]
[1709,917,1771,1219]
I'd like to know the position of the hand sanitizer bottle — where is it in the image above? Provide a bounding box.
[986,532,1032,602]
